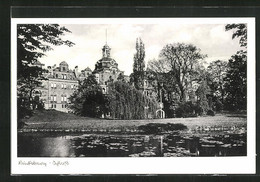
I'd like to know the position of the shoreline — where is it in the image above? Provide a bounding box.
[18,110,247,135]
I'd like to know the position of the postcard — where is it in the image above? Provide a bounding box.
[11,17,256,174]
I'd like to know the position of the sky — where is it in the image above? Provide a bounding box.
[38,23,241,76]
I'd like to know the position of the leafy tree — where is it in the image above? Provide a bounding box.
[17,24,74,119]
[69,79,159,119]
[131,37,145,90]
[69,74,106,117]
[196,79,210,114]
[224,24,247,111]
[148,43,207,102]
[106,81,158,119]
[207,60,228,105]
[225,24,247,48]
[224,51,247,111]
[117,72,125,82]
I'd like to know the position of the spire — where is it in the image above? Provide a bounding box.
[106,29,107,44]
[102,29,111,58]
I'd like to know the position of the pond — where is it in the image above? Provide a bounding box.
[18,132,246,157]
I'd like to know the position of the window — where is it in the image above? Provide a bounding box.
[61,95,67,102]
[64,84,66,89]
[51,83,56,89]
[61,84,64,89]
[50,95,54,101]
[53,95,57,102]
[71,85,73,89]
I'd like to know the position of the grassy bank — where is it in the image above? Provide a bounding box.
[19,109,247,134]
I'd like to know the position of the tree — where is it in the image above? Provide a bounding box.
[207,60,228,105]
[107,81,158,119]
[69,74,106,117]
[131,37,145,90]
[225,24,247,48]
[196,79,210,114]
[149,43,207,102]
[224,24,247,111]
[17,24,74,119]
[224,51,247,111]
[117,73,125,82]
[69,79,159,119]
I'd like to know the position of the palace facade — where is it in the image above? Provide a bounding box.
[34,43,128,112]
[34,61,84,112]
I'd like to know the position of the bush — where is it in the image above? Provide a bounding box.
[17,98,32,120]
[175,101,198,118]
[17,105,32,120]
[207,109,215,116]
[138,123,187,134]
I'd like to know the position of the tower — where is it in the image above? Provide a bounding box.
[93,30,124,85]
[102,30,111,58]
[102,44,111,58]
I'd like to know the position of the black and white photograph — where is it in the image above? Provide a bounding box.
[11,18,255,174]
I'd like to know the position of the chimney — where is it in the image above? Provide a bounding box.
[74,66,79,78]
[47,66,53,76]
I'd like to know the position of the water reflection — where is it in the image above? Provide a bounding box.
[18,132,246,157]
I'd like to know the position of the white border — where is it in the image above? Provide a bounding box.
[11,18,256,174]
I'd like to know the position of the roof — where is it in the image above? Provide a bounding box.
[84,67,92,71]
[59,61,68,65]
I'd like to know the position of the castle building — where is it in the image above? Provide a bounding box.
[35,61,81,112]
[93,43,126,94]
[33,43,128,113]
[33,61,91,112]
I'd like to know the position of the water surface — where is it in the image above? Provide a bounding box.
[18,132,246,157]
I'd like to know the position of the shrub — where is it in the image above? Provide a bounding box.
[207,109,215,116]
[175,101,197,118]
[138,123,187,134]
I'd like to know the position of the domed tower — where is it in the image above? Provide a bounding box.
[93,42,118,73]
[59,61,69,72]
[93,31,125,85]
[102,43,111,58]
